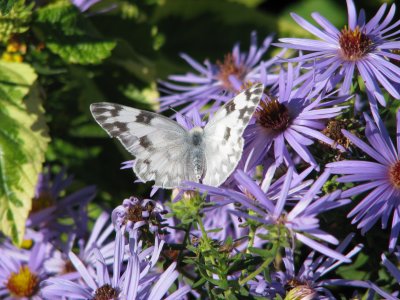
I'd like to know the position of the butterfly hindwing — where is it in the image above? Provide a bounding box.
[90,102,197,188]
[202,83,264,186]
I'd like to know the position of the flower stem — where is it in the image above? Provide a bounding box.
[197,215,216,265]
[239,243,279,285]
[177,222,192,265]
[246,224,256,254]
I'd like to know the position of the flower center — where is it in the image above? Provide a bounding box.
[30,190,54,214]
[20,239,33,249]
[322,119,352,148]
[217,53,246,91]
[256,98,290,131]
[389,161,400,188]
[6,265,39,297]
[126,203,144,223]
[338,26,373,61]
[92,284,119,300]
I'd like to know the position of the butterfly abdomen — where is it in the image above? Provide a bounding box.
[188,127,206,181]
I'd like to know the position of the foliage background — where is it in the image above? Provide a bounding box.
[0,0,398,297]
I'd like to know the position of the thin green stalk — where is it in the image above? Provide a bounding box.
[239,243,279,285]
[197,215,216,265]
[246,224,256,254]
[177,222,192,265]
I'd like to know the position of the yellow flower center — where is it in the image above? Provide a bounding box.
[6,265,39,298]
[20,239,33,249]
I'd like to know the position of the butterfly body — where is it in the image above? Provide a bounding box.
[187,127,206,181]
[90,83,264,189]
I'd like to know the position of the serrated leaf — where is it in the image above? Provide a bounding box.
[0,0,32,43]
[0,61,49,245]
[46,37,116,64]
[35,1,116,64]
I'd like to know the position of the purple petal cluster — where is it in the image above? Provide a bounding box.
[0,240,49,299]
[41,230,190,299]
[158,32,281,115]
[244,64,349,171]
[276,0,400,108]
[327,111,400,251]
[248,234,396,299]
[186,167,351,261]
[112,196,168,236]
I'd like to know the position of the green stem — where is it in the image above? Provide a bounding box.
[197,215,216,265]
[246,224,256,254]
[177,222,192,265]
[239,243,279,285]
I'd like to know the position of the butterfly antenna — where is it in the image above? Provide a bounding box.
[168,106,195,126]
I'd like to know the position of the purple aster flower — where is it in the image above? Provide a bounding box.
[187,167,351,261]
[248,234,396,299]
[28,167,96,243]
[112,196,167,237]
[275,0,400,107]
[185,164,314,246]
[0,240,49,299]
[327,110,400,251]
[41,230,190,299]
[158,32,281,115]
[243,64,349,171]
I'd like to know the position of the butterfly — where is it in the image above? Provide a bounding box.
[90,83,264,189]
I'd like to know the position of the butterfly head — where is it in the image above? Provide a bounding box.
[189,127,204,146]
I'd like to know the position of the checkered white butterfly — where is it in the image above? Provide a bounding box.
[90,83,264,188]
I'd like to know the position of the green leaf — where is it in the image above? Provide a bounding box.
[0,0,33,43]
[0,61,36,105]
[35,1,116,64]
[335,251,370,280]
[0,0,16,15]
[0,61,49,245]
[46,37,116,64]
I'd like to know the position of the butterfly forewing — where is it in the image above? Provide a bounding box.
[90,83,264,189]
[202,83,264,186]
[90,102,197,188]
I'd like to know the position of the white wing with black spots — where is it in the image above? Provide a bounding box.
[202,83,264,186]
[90,103,197,188]
[90,83,263,189]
